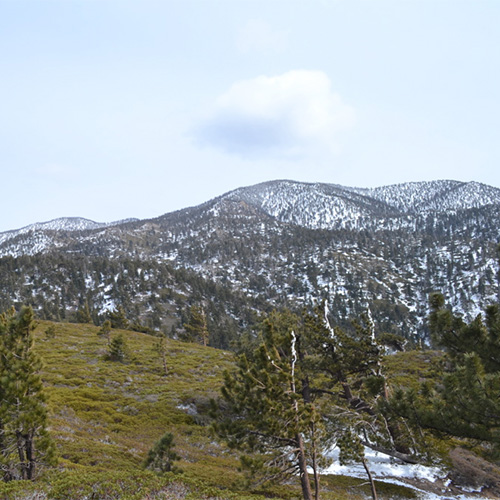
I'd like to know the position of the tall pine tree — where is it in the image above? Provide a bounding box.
[212,310,327,500]
[183,305,209,346]
[213,306,421,500]
[0,307,55,480]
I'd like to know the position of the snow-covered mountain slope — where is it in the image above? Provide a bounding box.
[218,179,500,229]
[0,217,138,247]
[223,180,398,230]
[351,180,500,214]
[2,180,499,241]
[0,179,499,344]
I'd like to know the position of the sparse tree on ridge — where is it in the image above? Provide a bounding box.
[107,306,129,330]
[107,333,128,363]
[155,336,169,376]
[75,299,92,324]
[183,305,209,346]
[97,319,112,344]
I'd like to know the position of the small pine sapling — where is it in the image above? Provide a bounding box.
[98,319,112,344]
[107,333,128,363]
[44,325,56,340]
[143,432,180,473]
[155,336,168,376]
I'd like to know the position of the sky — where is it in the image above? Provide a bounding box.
[1,0,500,232]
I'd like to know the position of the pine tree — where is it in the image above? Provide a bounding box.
[44,325,56,340]
[391,292,500,457]
[212,310,328,500]
[338,430,378,500]
[97,319,112,344]
[182,305,209,346]
[155,336,168,376]
[75,300,92,324]
[107,333,128,363]
[107,306,129,330]
[0,306,55,480]
[213,306,421,500]
[143,432,180,473]
[306,305,419,465]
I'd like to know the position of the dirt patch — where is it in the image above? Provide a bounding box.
[447,447,500,498]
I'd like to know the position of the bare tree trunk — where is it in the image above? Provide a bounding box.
[308,416,320,500]
[16,431,27,480]
[25,431,35,480]
[296,433,313,500]
[312,449,320,500]
[291,331,313,500]
[362,458,378,500]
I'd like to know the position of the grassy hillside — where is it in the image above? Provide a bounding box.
[0,321,424,500]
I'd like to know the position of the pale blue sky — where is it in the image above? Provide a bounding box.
[1,0,499,231]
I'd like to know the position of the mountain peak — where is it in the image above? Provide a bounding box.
[215,179,500,230]
[0,217,138,247]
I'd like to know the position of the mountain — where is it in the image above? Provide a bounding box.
[0,216,139,246]
[351,180,500,213]
[0,179,499,346]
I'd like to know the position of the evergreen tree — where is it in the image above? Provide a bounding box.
[213,306,421,500]
[0,307,55,480]
[75,299,92,324]
[212,310,328,500]
[107,306,129,330]
[392,292,500,458]
[44,325,56,340]
[155,336,168,376]
[338,430,378,500]
[143,432,180,473]
[306,305,419,465]
[107,333,128,363]
[97,319,112,344]
[182,305,209,346]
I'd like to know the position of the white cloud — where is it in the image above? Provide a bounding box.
[193,70,356,159]
[236,19,288,54]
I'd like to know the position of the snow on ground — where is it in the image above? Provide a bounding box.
[324,447,444,482]
[322,447,490,499]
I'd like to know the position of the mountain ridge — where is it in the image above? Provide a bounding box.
[0,216,139,246]
[2,180,500,238]
[0,179,499,346]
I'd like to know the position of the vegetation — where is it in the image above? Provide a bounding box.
[0,253,261,350]
[0,297,499,498]
[106,333,129,362]
[391,292,500,461]
[0,306,55,480]
[0,311,433,499]
[144,432,180,473]
[212,307,427,500]
[213,310,326,500]
[1,184,499,498]
[182,304,210,346]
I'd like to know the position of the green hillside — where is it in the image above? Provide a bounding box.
[0,320,421,500]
